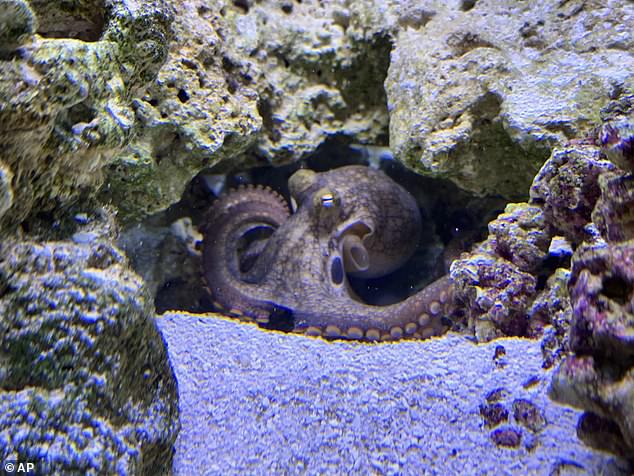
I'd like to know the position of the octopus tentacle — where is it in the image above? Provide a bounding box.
[202,185,290,323]
[293,275,455,341]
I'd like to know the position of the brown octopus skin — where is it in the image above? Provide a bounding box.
[201,165,455,341]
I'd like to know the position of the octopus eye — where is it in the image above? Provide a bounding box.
[312,188,340,211]
[321,192,335,208]
[330,256,344,285]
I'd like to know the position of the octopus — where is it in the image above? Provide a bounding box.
[201,165,455,341]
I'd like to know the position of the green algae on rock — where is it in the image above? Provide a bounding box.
[101,0,395,222]
[0,238,179,474]
[0,0,172,233]
[0,0,37,55]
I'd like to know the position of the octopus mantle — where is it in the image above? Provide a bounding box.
[201,165,454,341]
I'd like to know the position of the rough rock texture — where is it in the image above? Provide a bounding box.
[529,145,615,245]
[592,172,634,243]
[3,0,633,226]
[546,93,634,458]
[596,94,634,173]
[449,137,630,345]
[386,0,634,198]
[102,0,394,221]
[450,203,550,341]
[0,239,179,474]
[157,313,630,475]
[0,0,37,55]
[527,268,573,370]
[550,240,634,458]
[0,0,172,232]
[103,0,634,222]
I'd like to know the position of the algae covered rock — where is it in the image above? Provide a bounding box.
[449,203,550,341]
[596,94,634,173]
[386,0,634,198]
[550,240,634,458]
[0,161,12,219]
[592,171,634,243]
[529,145,615,244]
[0,239,179,474]
[527,268,573,369]
[0,0,36,54]
[102,0,394,221]
[0,0,172,233]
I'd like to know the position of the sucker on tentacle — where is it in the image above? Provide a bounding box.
[201,165,457,341]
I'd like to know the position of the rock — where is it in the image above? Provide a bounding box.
[596,94,634,173]
[527,268,572,369]
[592,171,634,243]
[0,0,173,233]
[550,240,634,458]
[449,202,550,341]
[450,249,537,341]
[530,145,615,244]
[386,0,634,198]
[5,0,633,227]
[568,240,634,359]
[0,160,12,221]
[0,238,179,474]
[0,0,36,54]
[487,203,550,273]
[102,0,394,221]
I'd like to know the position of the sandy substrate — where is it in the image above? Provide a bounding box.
[157,313,629,475]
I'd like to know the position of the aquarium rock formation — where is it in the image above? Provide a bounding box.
[0,0,633,472]
[549,240,634,458]
[0,237,179,474]
[449,131,625,343]
[0,0,173,232]
[98,0,634,222]
[386,0,634,198]
[547,95,634,459]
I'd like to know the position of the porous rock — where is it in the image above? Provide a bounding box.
[386,0,634,198]
[450,250,536,342]
[449,203,550,341]
[592,171,634,243]
[527,268,572,369]
[596,94,634,173]
[0,0,37,54]
[103,0,394,221]
[0,0,172,233]
[550,240,634,458]
[0,239,179,474]
[530,146,615,245]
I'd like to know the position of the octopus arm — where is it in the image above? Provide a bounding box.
[293,275,455,341]
[202,185,289,323]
